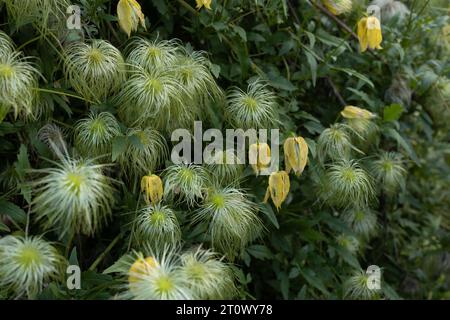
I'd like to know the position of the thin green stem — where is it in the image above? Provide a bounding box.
[33,88,95,104]
[89,233,122,271]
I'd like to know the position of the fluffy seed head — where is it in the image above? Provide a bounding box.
[342,207,378,238]
[323,160,376,208]
[31,157,116,237]
[317,124,356,163]
[226,78,278,130]
[370,152,406,195]
[0,30,14,56]
[133,204,181,250]
[0,235,64,299]
[205,149,244,185]
[337,233,360,254]
[124,250,194,300]
[180,247,236,299]
[117,128,168,181]
[164,164,210,206]
[64,40,125,102]
[0,51,40,119]
[370,0,410,21]
[116,67,191,131]
[345,269,381,299]
[194,186,263,259]
[126,37,179,71]
[74,112,121,157]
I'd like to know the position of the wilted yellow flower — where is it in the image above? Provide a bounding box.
[357,16,382,53]
[264,171,290,211]
[117,0,146,37]
[284,136,309,176]
[196,0,212,10]
[341,106,375,119]
[141,174,163,205]
[128,256,158,284]
[249,142,271,175]
[322,0,353,15]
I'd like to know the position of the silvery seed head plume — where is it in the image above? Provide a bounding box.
[120,249,195,300]
[321,160,376,208]
[342,207,378,238]
[317,124,360,163]
[164,164,210,206]
[194,186,263,259]
[74,111,121,158]
[225,78,278,130]
[370,152,406,195]
[0,50,40,119]
[0,235,65,299]
[133,203,181,250]
[117,128,168,181]
[126,37,180,72]
[180,247,237,299]
[64,40,125,102]
[31,156,117,237]
[116,66,191,131]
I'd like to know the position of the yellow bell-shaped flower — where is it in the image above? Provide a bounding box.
[128,256,158,284]
[341,106,375,119]
[357,16,382,53]
[141,174,164,205]
[196,0,212,10]
[284,136,309,176]
[264,171,290,211]
[249,142,271,175]
[117,0,146,38]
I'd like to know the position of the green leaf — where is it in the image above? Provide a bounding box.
[232,25,247,42]
[0,221,10,232]
[259,203,279,229]
[0,199,27,224]
[385,128,420,165]
[383,104,404,122]
[333,67,375,89]
[111,136,128,162]
[299,268,329,295]
[305,51,317,86]
[246,245,273,260]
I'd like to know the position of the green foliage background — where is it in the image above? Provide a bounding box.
[0,0,449,299]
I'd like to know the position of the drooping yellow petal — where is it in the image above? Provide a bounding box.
[366,16,383,50]
[357,17,368,53]
[141,174,164,205]
[284,136,309,176]
[249,142,271,175]
[196,0,212,10]
[117,0,146,38]
[341,106,375,119]
[128,257,158,284]
[264,171,290,211]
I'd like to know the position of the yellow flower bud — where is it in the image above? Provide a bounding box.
[196,0,212,10]
[249,142,271,175]
[128,257,158,284]
[357,16,383,53]
[264,171,290,211]
[284,136,309,176]
[341,106,375,119]
[117,0,146,38]
[141,174,163,205]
